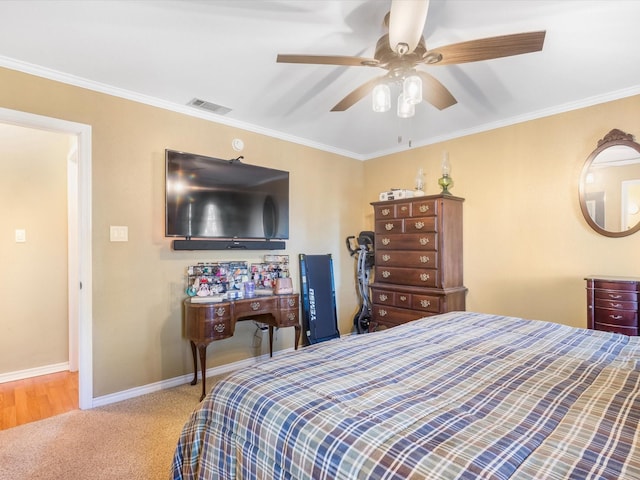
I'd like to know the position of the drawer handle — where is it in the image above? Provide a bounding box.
[609,294,623,299]
[385,223,395,231]
[419,205,429,213]
[214,324,225,333]
[399,295,407,302]
[420,300,431,308]
[381,208,391,216]
[250,302,261,311]
[610,315,623,320]
[420,273,430,282]
[382,254,391,262]
[400,206,408,212]
[379,294,388,302]
[414,221,425,229]
[215,307,226,316]
[382,270,391,278]
[382,238,391,245]
[610,303,623,308]
[287,312,296,321]
[419,255,429,263]
[288,298,296,307]
[419,237,430,245]
[379,309,387,317]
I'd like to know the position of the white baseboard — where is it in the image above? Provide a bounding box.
[91,348,293,408]
[0,362,71,383]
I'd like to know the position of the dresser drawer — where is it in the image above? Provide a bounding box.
[592,280,639,292]
[374,204,397,219]
[594,298,637,311]
[412,294,441,313]
[376,250,437,268]
[411,199,437,217]
[594,323,638,336]
[376,233,437,251]
[372,305,426,327]
[372,289,395,305]
[594,289,638,302]
[594,308,638,327]
[375,219,404,234]
[375,266,438,288]
[404,216,437,233]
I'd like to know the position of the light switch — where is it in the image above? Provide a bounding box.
[15,229,26,243]
[110,226,128,242]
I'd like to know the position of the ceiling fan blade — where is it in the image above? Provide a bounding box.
[388,0,429,54]
[417,71,457,110]
[430,31,546,66]
[331,76,386,112]
[277,54,377,67]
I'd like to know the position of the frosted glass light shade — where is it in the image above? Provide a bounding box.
[397,93,415,118]
[372,84,391,112]
[403,74,422,105]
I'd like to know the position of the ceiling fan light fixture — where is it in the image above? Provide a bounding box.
[372,83,391,112]
[403,74,422,105]
[397,93,415,118]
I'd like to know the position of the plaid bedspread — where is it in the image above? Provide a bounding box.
[170,311,640,479]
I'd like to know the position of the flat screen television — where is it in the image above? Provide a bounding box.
[165,149,289,241]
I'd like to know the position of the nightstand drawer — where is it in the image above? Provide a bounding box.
[594,308,638,327]
[594,298,637,311]
[594,289,637,302]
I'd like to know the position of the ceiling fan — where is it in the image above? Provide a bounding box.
[276,0,545,116]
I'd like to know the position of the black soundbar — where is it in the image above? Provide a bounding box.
[172,239,286,251]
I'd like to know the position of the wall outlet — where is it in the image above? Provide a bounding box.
[110,226,128,242]
[15,229,26,243]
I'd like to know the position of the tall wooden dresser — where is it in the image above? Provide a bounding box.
[585,276,639,336]
[370,194,467,330]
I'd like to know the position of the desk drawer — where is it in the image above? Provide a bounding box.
[234,298,277,317]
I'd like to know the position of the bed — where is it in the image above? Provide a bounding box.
[170,311,640,479]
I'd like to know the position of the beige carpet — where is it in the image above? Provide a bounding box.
[0,375,227,480]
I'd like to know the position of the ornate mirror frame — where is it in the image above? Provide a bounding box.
[579,129,640,237]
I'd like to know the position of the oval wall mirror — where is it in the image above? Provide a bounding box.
[579,129,640,237]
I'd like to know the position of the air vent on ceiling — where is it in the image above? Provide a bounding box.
[187,98,232,115]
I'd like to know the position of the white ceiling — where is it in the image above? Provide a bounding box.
[1,0,639,160]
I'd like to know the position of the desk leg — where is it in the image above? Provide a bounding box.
[294,324,301,350]
[197,343,208,402]
[268,325,274,358]
[189,341,198,386]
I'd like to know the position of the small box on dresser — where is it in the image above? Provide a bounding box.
[585,276,639,336]
[370,194,467,330]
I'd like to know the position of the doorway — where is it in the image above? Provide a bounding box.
[0,107,93,409]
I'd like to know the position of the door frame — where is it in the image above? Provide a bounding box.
[0,107,93,409]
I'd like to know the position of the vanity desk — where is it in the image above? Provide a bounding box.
[184,294,300,400]
[585,276,639,336]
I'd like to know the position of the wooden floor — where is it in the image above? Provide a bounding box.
[0,371,78,430]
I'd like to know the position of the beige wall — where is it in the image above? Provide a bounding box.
[364,95,640,328]
[3,63,640,398]
[0,67,364,396]
[0,125,70,373]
